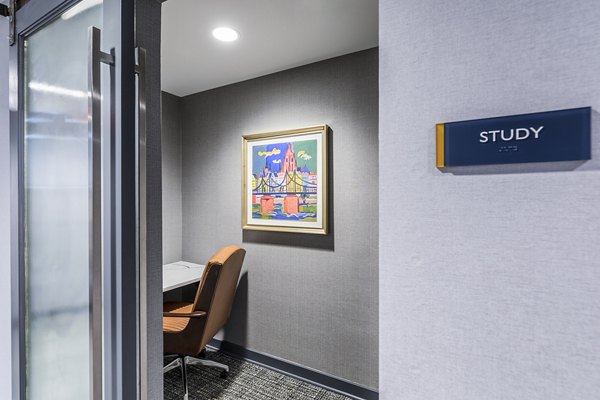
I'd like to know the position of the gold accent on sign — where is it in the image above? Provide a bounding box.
[436,124,445,168]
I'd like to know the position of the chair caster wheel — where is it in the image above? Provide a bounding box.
[220,371,228,379]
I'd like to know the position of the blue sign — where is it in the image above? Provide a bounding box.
[436,107,591,167]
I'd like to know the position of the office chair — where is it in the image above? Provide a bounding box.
[163,245,246,399]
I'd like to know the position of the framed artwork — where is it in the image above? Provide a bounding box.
[242,125,328,234]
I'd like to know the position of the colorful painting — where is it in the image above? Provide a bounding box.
[242,125,328,234]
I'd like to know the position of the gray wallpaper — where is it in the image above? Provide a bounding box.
[177,48,379,389]
[136,0,163,398]
[162,92,182,264]
[379,1,600,399]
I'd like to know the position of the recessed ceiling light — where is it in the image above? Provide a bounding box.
[212,27,239,42]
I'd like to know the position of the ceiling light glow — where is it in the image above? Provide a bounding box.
[29,81,87,99]
[212,27,239,42]
[61,0,102,20]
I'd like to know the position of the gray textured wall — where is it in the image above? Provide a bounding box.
[380,1,600,399]
[136,0,163,398]
[179,48,379,389]
[0,16,11,399]
[162,92,182,263]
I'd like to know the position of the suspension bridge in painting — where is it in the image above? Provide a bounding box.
[253,172,317,195]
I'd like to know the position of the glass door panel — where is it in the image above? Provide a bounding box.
[23,1,102,399]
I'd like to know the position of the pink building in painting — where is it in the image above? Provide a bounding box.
[281,143,297,175]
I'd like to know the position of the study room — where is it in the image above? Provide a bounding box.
[158,1,379,399]
[2,1,599,400]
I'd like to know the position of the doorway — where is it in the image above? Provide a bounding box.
[159,1,379,399]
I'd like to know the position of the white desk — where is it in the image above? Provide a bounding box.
[163,261,205,292]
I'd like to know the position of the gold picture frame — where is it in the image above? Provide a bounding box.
[242,125,329,234]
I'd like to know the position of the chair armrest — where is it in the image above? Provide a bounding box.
[163,310,207,318]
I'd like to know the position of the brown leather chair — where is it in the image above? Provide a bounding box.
[163,245,246,398]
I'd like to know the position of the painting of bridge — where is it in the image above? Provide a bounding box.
[250,139,318,221]
[243,125,328,234]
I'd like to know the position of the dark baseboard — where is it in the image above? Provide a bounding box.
[207,339,378,400]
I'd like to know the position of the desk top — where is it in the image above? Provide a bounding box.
[163,261,205,292]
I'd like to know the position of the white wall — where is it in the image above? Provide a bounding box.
[379,1,600,399]
[0,15,12,400]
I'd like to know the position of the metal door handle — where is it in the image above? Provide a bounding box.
[135,46,148,400]
[88,25,115,400]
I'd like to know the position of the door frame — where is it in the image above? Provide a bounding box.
[8,1,137,399]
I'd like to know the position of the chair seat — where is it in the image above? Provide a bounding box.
[163,302,194,333]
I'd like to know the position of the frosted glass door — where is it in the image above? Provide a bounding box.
[23,1,102,399]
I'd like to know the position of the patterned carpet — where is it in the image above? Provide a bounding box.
[164,351,352,400]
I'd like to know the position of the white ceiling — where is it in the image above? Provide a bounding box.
[161,0,378,97]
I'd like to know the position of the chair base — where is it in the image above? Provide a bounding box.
[164,353,230,398]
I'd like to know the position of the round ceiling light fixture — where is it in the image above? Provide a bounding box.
[212,27,239,42]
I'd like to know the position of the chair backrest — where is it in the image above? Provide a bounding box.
[192,245,246,350]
